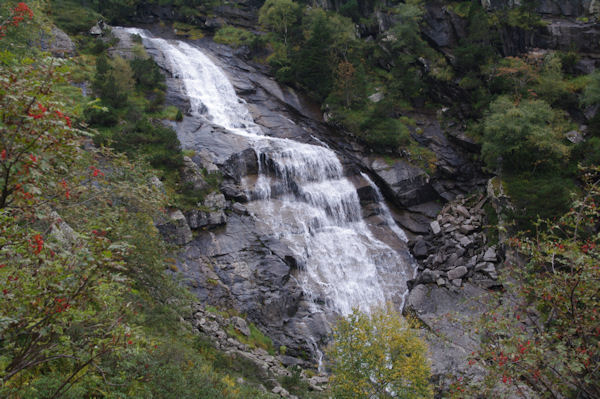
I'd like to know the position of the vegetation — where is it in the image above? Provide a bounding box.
[328,307,433,398]
[0,4,309,398]
[453,168,600,398]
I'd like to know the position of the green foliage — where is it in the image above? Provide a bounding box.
[258,0,301,45]
[49,0,101,34]
[481,96,570,173]
[214,25,262,49]
[460,169,600,397]
[328,306,433,398]
[504,173,576,231]
[0,57,163,398]
[95,116,184,173]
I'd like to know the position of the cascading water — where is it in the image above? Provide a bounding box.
[125,28,415,316]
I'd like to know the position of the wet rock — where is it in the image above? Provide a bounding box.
[221,181,249,202]
[368,158,436,207]
[232,202,248,215]
[223,148,258,181]
[356,184,380,204]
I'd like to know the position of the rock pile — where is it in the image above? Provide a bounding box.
[409,194,502,289]
[188,304,329,397]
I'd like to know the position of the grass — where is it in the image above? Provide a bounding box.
[226,323,275,355]
[173,22,205,40]
[214,25,257,48]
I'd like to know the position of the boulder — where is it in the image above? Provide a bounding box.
[369,158,436,207]
[156,210,193,245]
[483,247,497,262]
[182,156,208,191]
[232,316,251,336]
[412,237,429,259]
[204,192,227,210]
[43,26,76,58]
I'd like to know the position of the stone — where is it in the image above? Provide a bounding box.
[90,20,106,36]
[272,386,290,397]
[436,278,446,286]
[566,130,584,144]
[368,91,384,103]
[43,26,76,58]
[49,212,77,245]
[412,236,429,259]
[195,149,220,174]
[430,220,441,235]
[483,247,497,262]
[459,224,476,234]
[459,236,473,248]
[447,266,468,280]
[232,316,251,336]
[451,278,462,287]
[204,192,226,210]
[182,156,208,191]
[149,176,165,193]
[476,262,498,280]
[456,205,470,218]
[156,210,193,245]
[421,268,440,284]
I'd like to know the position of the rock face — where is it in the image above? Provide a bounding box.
[406,283,490,390]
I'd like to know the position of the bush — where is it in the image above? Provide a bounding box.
[504,173,576,231]
[84,105,119,127]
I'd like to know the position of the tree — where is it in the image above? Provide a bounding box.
[328,306,433,399]
[458,167,600,398]
[258,0,301,46]
[481,96,569,173]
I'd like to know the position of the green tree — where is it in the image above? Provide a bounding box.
[481,96,569,173]
[328,306,433,399]
[258,0,301,46]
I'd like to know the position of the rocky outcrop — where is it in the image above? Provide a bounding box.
[188,303,329,397]
[483,0,600,17]
[39,26,76,57]
[409,194,502,290]
[185,192,227,229]
[181,155,208,191]
[156,209,193,245]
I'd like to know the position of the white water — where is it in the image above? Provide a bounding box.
[126,28,414,316]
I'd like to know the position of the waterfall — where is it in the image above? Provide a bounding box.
[125,28,414,316]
